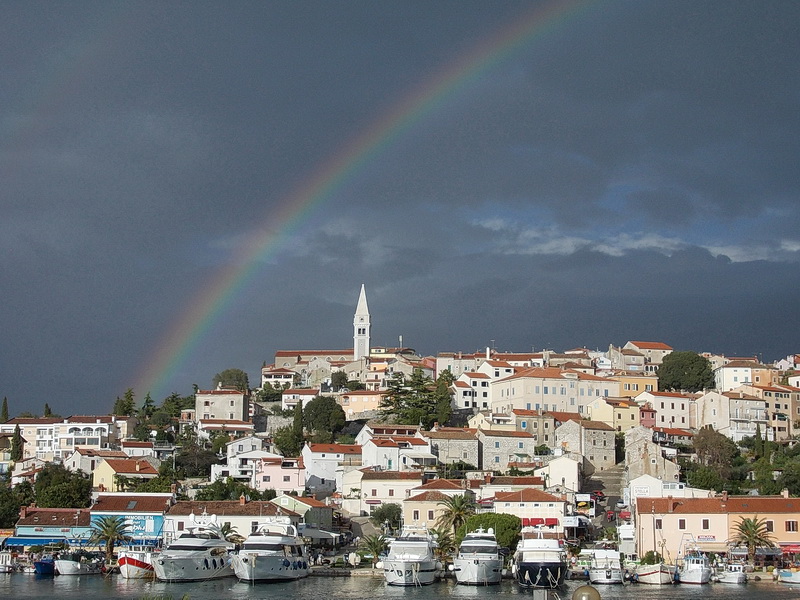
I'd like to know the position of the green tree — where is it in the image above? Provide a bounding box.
[113,388,136,416]
[730,516,776,564]
[89,515,132,559]
[161,392,195,418]
[34,464,92,508]
[380,370,440,428]
[693,426,738,479]
[212,368,250,392]
[254,382,284,403]
[43,403,52,417]
[685,465,726,492]
[10,424,24,462]
[0,481,34,528]
[456,513,521,551]
[657,351,714,392]
[1,397,8,422]
[429,526,455,563]
[304,396,346,443]
[174,445,220,478]
[140,392,155,419]
[370,503,402,533]
[436,494,477,534]
[194,477,265,502]
[331,371,349,391]
[359,534,389,567]
[777,462,800,496]
[273,426,303,457]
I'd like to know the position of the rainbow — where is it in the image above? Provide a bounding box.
[132,0,595,399]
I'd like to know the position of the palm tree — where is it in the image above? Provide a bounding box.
[429,526,455,565]
[730,516,776,564]
[436,493,477,534]
[89,515,132,561]
[359,534,389,568]
[218,522,244,544]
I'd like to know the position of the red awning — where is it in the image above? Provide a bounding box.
[782,545,800,554]
[531,517,545,525]
[545,518,559,526]
[365,499,382,505]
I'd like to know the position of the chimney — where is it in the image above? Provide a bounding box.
[721,490,728,502]
[20,505,27,519]
[783,488,790,499]
[239,493,246,506]
[135,461,140,472]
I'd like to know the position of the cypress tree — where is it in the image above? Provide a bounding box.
[11,424,23,462]
[0,396,8,422]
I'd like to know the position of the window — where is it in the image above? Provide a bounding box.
[262,475,271,482]
[655,519,662,530]
[786,521,798,532]
[389,489,394,497]
[521,421,527,428]
[283,475,290,482]
[678,519,686,530]
[413,510,420,521]
[518,442,524,449]
[494,456,500,463]
[428,510,434,521]
[495,441,500,449]
[371,489,377,496]
[702,519,709,530]
[766,520,774,532]
[178,521,185,531]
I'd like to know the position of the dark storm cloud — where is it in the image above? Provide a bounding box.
[1,1,798,414]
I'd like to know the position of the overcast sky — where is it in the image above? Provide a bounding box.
[2,1,799,417]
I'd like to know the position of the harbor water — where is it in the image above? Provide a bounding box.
[1,572,799,600]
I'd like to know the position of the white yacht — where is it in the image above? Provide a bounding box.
[452,527,504,585]
[153,512,234,582]
[118,543,160,579]
[511,527,568,589]
[588,546,623,585]
[382,526,441,586]
[231,516,312,582]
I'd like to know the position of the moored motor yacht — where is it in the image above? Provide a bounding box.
[231,516,312,582]
[588,545,623,585]
[452,527,504,585]
[153,511,234,582]
[511,527,567,589]
[676,538,712,584]
[54,550,104,575]
[382,526,441,586]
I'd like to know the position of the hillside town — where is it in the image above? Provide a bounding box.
[2,285,800,576]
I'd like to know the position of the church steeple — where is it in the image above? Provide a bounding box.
[353,284,370,361]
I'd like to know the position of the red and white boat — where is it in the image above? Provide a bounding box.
[118,545,160,579]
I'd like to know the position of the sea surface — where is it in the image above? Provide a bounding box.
[1,572,798,600]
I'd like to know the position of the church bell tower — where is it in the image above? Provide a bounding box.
[353,284,371,361]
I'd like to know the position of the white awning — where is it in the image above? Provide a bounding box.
[404,452,437,460]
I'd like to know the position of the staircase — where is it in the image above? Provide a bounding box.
[583,462,626,501]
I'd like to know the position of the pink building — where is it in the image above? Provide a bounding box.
[254,456,305,495]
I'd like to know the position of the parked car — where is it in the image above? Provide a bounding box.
[591,491,605,502]
[615,499,627,509]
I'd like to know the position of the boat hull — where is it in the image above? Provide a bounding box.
[54,559,103,575]
[677,565,712,584]
[588,566,623,584]
[118,551,156,579]
[453,556,503,585]
[231,553,312,582]
[715,571,747,584]
[33,559,55,575]
[635,563,676,585]
[777,569,800,584]
[153,554,234,582]
[514,562,568,589]
[383,559,439,586]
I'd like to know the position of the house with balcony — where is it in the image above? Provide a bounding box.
[260,365,297,389]
[487,488,567,534]
[211,448,282,485]
[0,417,62,461]
[63,447,128,474]
[694,389,771,442]
[195,385,251,422]
[736,383,799,440]
[54,415,136,461]
[281,388,320,411]
[93,458,159,492]
[361,436,436,472]
[196,418,254,441]
[253,456,305,495]
[301,442,362,497]
[634,491,800,561]
[623,341,673,373]
[339,467,423,517]
[0,432,22,475]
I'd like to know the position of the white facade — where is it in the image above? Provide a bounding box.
[694,390,771,442]
[634,391,693,428]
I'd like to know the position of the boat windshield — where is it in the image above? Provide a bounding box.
[243,543,284,552]
[460,545,498,554]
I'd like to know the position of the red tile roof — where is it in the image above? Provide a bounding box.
[92,494,174,513]
[493,488,563,503]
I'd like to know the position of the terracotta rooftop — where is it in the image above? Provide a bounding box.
[92,494,173,513]
[166,500,299,517]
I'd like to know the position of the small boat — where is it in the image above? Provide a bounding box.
[382,525,441,586]
[676,539,712,585]
[714,561,747,584]
[0,551,15,574]
[153,511,234,582]
[118,544,160,579]
[452,527,504,585]
[511,527,568,589]
[33,555,56,575]
[634,561,677,585]
[776,567,800,584]
[231,516,312,582]
[588,545,623,585]
[54,550,105,575]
